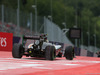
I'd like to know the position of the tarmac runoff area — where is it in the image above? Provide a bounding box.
[0,51,100,75]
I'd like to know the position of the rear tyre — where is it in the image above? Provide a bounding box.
[12,43,24,58]
[45,46,56,60]
[64,46,74,60]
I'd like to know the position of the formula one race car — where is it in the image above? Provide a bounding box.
[12,34,74,60]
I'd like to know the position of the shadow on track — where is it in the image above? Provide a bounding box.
[22,57,62,61]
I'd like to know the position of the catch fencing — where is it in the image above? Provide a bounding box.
[44,17,73,45]
[0,5,44,36]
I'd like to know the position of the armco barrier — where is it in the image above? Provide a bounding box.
[87,51,94,57]
[80,49,87,56]
[0,32,13,51]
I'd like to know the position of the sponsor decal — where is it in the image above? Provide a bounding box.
[0,37,7,47]
[0,32,13,51]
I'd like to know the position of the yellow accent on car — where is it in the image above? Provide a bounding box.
[29,51,31,53]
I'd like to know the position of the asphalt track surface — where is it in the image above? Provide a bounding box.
[0,51,100,75]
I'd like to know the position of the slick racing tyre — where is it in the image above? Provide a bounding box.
[64,46,74,60]
[12,43,24,58]
[45,46,56,60]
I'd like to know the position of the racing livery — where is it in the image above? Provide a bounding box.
[12,34,74,60]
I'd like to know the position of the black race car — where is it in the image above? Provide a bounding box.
[12,34,74,60]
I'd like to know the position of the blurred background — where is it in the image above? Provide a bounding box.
[0,0,100,53]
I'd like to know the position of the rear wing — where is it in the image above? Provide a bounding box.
[23,34,47,40]
[22,34,48,45]
[23,35,40,40]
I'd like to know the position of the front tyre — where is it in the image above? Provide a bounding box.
[45,46,56,60]
[12,43,24,58]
